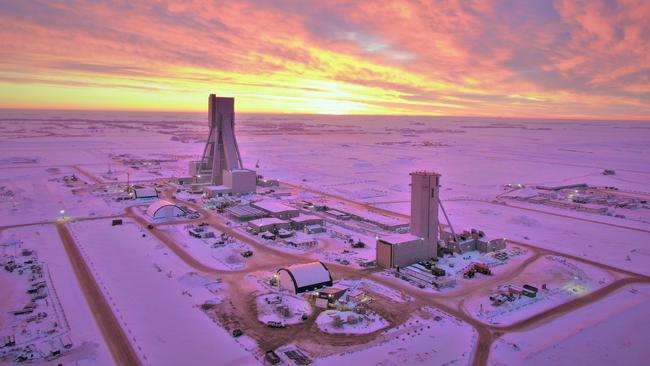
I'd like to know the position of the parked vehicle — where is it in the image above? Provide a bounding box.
[431,267,446,277]
[232,329,243,337]
[265,350,281,365]
[241,251,253,258]
[351,241,365,248]
[266,321,285,328]
[474,263,492,275]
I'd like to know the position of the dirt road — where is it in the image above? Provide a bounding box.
[56,223,142,366]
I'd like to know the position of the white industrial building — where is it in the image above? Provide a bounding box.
[223,169,257,194]
[131,187,158,199]
[248,217,291,233]
[376,171,440,268]
[276,262,333,294]
[251,200,299,220]
[289,214,324,230]
[146,200,186,219]
[226,205,266,220]
[376,234,426,268]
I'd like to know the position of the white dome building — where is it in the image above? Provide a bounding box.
[277,261,333,294]
[146,200,186,219]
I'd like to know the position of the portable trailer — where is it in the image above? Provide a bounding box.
[523,284,539,293]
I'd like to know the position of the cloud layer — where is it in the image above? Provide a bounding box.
[0,0,648,118]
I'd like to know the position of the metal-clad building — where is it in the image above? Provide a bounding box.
[277,262,333,294]
[376,233,426,268]
[251,200,299,219]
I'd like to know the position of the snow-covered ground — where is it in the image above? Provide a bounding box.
[489,284,650,366]
[160,224,251,271]
[314,308,476,365]
[0,166,121,226]
[0,225,113,365]
[443,200,650,275]
[255,293,312,325]
[463,255,614,325]
[316,309,389,334]
[67,218,257,366]
[1,112,649,365]
[337,278,413,304]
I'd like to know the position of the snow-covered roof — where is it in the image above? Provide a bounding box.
[204,185,231,193]
[133,187,158,198]
[226,205,265,218]
[290,214,323,223]
[229,168,254,173]
[378,233,422,245]
[251,200,298,214]
[278,262,332,290]
[249,217,288,227]
[146,199,183,217]
[292,236,317,245]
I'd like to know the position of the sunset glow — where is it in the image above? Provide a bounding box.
[0,0,649,119]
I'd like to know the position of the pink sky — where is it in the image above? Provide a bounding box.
[0,0,648,118]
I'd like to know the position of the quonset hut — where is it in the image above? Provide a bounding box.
[146,200,185,219]
[277,262,333,294]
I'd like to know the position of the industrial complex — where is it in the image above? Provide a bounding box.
[1,94,649,366]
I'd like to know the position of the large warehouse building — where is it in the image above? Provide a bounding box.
[251,200,299,220]
[277,262,333,294]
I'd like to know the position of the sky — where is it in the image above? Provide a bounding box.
[0,0,648,119]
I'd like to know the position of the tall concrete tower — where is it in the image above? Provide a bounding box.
[192,95,244,185]
[410,171,440,258]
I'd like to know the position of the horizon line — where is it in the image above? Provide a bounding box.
[1,107,649,123]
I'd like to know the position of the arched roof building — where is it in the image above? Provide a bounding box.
[277,261,333,294]
[146,200,185,219]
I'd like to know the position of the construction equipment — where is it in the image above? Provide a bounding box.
[463,263,492,279]
[431,267,446,277]
[474,263,492,275]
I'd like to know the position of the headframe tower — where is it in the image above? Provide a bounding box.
[188,95,256,195]
[192,95,243,185]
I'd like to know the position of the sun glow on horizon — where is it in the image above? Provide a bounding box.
[0,1,648,119]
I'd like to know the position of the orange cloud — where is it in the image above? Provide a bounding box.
[0,0,648,119]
